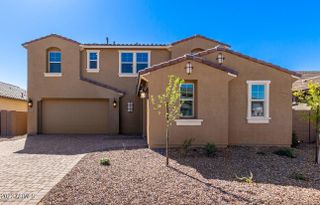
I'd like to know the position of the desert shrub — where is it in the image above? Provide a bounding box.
[100,157,110,166]
[256,151,267,156]
[181,138,194,155]
[290,172,307,181]
[291,132,299,148]
[235,171,254,183]
[204,143,217,157]
[273,148,296,158]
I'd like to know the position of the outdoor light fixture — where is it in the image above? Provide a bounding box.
[185,62,193,75]
[113,99,117,108]
[216,53,225,64]
[28,98,33,108]
[140,90,147,99]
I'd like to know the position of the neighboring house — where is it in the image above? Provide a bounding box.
[292,71,320,143]
[0,81,27,111]
[0,81,27,136]
[23,34,300,148]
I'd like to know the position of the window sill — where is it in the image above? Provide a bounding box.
[86,68,100,73]
[175,119,203,126]
[247,117,271,124]
[44,73,62,77]
[118,73,138,77]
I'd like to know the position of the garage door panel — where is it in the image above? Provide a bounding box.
[42,99,109,134]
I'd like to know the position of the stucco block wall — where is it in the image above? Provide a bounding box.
[1,110,27,136]
[145,61,233,148]
[293,110,317,143]
[0,98,27,112]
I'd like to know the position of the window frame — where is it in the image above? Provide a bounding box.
[118,50,151,77]
[246,80,271,123]
[48,51,62,73]
[179,82,195,118]
[86,50,100,72]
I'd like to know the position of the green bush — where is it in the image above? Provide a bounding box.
[181,138,194,155]
[235,171,254,183]
[100,157,110,166]
[291,132,299,148]
[204,143,217,157]
[290,172,307,181]
[273,148,296,158]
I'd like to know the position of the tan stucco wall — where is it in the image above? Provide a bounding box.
[0,97,27,112]
[143,61,233,148]
[204,52,293,146]
[27,37,121,134]
[170,37,221,58]
[1,110,27,136]
[292,110,316,143]
[81,47,170,134]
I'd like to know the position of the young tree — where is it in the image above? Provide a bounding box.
[151,75,184,166]
[294,81,320,164]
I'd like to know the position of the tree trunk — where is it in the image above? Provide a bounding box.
[165,126,169,166]
[316,108,319,164]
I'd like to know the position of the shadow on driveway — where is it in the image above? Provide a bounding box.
[15,134,147,155]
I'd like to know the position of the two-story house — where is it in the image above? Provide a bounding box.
[23,34,300,148]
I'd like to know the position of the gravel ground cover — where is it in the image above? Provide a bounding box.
[0,134,26,142]
[41,144,320,205]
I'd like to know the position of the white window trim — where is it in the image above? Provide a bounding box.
[86,50,100,72]
[180,83,195,118]
[175,119,203,126]
[118,50,151,77]
[246,80,271,124]
[44,72,62,77]
[48,51,62,73]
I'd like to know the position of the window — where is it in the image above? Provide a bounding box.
[128,102,134,113]
[86,50,100,72]
[119,51,150,76]
[180,83,194,118]
[247,80,271,123]
[48,51,61,73]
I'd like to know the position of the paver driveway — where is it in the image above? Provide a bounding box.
[0,135,146,205]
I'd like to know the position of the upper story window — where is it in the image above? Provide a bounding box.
[247,80,271,123]
[48,51,61,73]
[44,48,62,77]
[180,83,194,118]
[86,50,100,72]
[119,51,150,77]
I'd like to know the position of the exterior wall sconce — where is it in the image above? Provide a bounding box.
[216,53,225,64]
[185,62,193,75]
[113,99,117,108]
[140,90,147,99]
[28,98,33,108]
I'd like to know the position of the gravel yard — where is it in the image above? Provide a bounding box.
[41,144,320,205]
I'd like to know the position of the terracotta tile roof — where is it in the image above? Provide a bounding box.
[22,34,80,47]
[82,43,167,46]
[292,71,320,91]
[0,81,27,101]
[139,54,238,76]
[80,76,125,95]
[170,34,231,48]
[194,46,301,77]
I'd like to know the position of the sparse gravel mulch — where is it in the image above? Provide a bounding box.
[41,144,320,205]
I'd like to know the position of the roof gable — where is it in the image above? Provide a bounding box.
[22,34,80,48]
[139,54,238,76]
[170,34,230,48]
[194,46,301,78]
